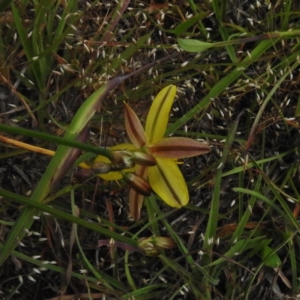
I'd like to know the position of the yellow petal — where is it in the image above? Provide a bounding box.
[124,102,147,147]
[148,157,188,208]
[148,137,210,158]
[145,85,176,144]
[94,143,137,180]
[129,165,148,220]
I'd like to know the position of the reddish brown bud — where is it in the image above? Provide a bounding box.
[73,169,94,183]
[91,162,111,174]
[132,152,156,166]
[122,172,152,196]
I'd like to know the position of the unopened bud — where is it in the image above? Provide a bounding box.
[150,237,176,249]
[132,152,156,166]
[122,172,152,196]
[138,240,160,256]
[137,237,176,256]
[111,151,126,165]
[73,169,94,183]
[111,151,135,168]
[91,162,111,174]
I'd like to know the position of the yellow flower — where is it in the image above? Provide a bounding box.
[95,85,210,220]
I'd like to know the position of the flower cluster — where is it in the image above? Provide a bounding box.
[94,85,210,220]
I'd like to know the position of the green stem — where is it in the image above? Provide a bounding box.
[0,124,114,159]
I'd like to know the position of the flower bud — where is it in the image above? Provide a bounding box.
[91,162,111,174]
[132,152,156,166]
[138,237,176,256]
[150,237,176,249]
[138,239,160,256]
[122,172,152,196]
[111,151,135,169]
[73,169,94,183]
[111,151,126,165]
